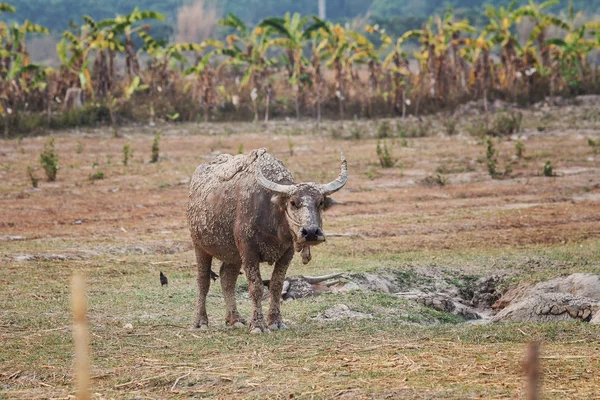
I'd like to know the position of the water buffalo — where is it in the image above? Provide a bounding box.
[187,148,348,332]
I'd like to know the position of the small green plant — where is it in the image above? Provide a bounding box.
[237,143,244,154]
[443,118,457,136]
[76,141,84,154]
[588,138,600,154]
[543,161,554,177]
[330,126,342,139]
[27,166,39,188]
[515,138,525,158]
[467,117,488,137]
[17,135,23,145]
[366,167,376,180]
[396,121,407,137]
[414,119,432,137]
[485,136,498,178]
[40,137,59,182]
[123,143,133,166]
[350,123,361,140]
[151,132,160,163]
[377,120,391,138]
[287,135,294,156]
[90,171,105,181]
[376,140,395,168]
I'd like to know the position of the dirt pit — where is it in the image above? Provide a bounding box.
[278,270,600,324]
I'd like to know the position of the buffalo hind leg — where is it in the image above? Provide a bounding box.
[267,248,294,330]
[194,246,213,329]
[220,262,245,327]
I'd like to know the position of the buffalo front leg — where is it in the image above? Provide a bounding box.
[267,248,293,330]
[194,246,213,329]
[220,262,245,328]
[242,257,266,333]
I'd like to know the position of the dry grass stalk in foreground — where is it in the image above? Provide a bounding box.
[72,273,90,400]
[525,341,540,400]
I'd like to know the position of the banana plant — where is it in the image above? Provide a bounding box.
[315,23,354,119]
[484,0,522,97]
[0,4,48,136]
[102,8,165,81]
[463,31,495,115]
[182,40,225,123]
[403,10,474,112]
[545,1,597,92]
[513,0,570,69]
[378,27,412,116]
[219,13,278,123]
[259,13,327,119]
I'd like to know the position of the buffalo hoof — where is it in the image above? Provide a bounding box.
[250,327,264,334]
[197,324,209,331]
[232,321,245,328]
[269,322,287,331]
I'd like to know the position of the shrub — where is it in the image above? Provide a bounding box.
[76,141,84,154]
[485,136,498,178]
[588,138,600,154]
[443,118,458,136]
[40,137,59,181]
[491,111,522,136]
[27,166,39,188]
[237,143,244,154]
[150,132,160,163]
[467,117,488,137]
[543,161,554,177]
[90,171,105,181]
[350,123,361,140]
[123,143,133,166]
[330,126,342,139]
[287,135,294,156]
[377,120,391,138]
[515,138,525,158]
[376,140,395,168]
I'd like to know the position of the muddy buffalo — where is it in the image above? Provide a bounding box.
[187,148,348,332]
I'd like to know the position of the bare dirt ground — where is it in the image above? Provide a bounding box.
[1,105,600,399]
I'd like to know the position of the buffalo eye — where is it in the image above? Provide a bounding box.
[290,200,299,209]
[318,200,324,208]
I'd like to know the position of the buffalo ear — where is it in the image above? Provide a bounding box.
[271,194,288,210]
[323,196,340,210]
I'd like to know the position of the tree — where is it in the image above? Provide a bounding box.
[545,1,598,92]
[0,3,48,136]
[219,13,278,123]
[514,0,570,70]
[259,13,327,119]
[484,0,522,99]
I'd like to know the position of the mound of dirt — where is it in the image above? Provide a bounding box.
[492,273,600,323]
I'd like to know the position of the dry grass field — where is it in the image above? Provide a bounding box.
[1,104,600,399]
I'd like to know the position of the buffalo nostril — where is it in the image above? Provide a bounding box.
[301,228,308,237]
[315,228,323,237]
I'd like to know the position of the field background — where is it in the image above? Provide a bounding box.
[1,105,600,398]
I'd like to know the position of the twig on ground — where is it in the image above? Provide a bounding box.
[171,370,191,392]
